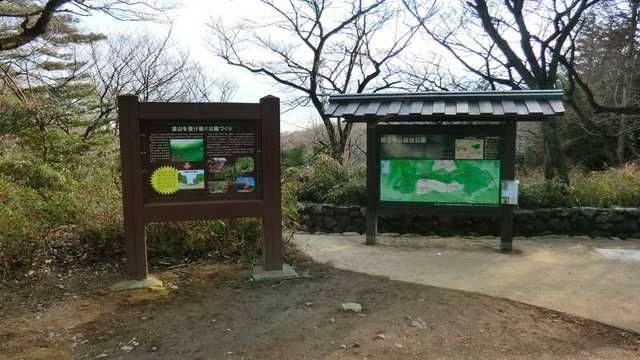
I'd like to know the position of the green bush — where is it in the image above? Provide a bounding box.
[71,150,124,259]
[518,164,640,208]
[0,159,67,191]
[281,146,306,169]
[77,222,124,259]
[519,179,571,208]
[0,158,79,277]
[325,176,367,205]
[570,164,640,207]
[282,167,302,229]
[0,177,52,277]
[145,219,262,261]
[297,154,366,205]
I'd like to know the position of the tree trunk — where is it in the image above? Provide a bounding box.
[603,141,617,167]
[540,99,570,184]
[319,115,340,159]
[336,121,353,163]
[618,0,640,165]
[542,119,570,184]
[617,119,627,165]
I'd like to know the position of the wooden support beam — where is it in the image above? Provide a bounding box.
[366,119,379,245]
[118,95,148,280]
[500,118,517,252]
[260,96,283,271]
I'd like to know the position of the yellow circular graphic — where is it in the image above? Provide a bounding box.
[150,166,179,195]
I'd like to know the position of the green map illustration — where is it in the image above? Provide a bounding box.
[380,159,500,204]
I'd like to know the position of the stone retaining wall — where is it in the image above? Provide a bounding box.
[299,203,640,237]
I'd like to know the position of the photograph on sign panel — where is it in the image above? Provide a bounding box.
[235,157,255,175]
[235,176,255,192]
[170,138,204,162]
[208,180,231,194]
[380,159,500,204]
[208,157,234,180]
[178,169,205,190]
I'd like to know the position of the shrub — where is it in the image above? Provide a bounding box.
[297,154,366,205]
[570,163,640,207]
[282,167,302,229]
[518,164,640,208]
[0,177,51,277]
[145,219,262,262]
[325,176,367,205]
[519,179,571,208]
[0,157,89,277]
[0,159,67,191]
[76,222,124,260]
[71,151,125,259]
[281,146,306,169]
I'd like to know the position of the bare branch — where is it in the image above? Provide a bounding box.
[208,0,422,159]
[1,0,173,51]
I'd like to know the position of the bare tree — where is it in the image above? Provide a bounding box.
[211,76,239,103]
[208,0,427,160]
[84,31,237,138]
[560,0,640,116]
[559,0,640,164]
[0,0,172,51]
[404,0,611,183]
[397,55,493,92]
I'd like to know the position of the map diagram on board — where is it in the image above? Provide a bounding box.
[380,159,500,204]
[455,139,484,159]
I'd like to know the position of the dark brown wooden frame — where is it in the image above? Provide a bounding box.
[118,95,283,280]
[365,119,517,251]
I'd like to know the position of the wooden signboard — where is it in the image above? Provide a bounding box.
[118,95,282,280]
[366,121,517,251]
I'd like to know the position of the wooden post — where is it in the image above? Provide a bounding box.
[366,119,378,245]
[500,118,517,252]
[118,95,148,280]
[260,96,283,271]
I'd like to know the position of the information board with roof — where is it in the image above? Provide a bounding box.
[326,90,565,251]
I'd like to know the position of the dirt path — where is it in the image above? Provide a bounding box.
[295,234,640,333]
[1,260,639,359]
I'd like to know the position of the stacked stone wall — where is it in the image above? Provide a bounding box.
[300,203,640,237]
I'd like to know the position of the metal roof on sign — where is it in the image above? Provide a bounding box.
[326,90,564,121]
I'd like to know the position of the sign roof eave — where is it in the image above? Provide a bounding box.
[327,90,564,121]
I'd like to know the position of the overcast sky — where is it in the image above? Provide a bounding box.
[85,0,334,132]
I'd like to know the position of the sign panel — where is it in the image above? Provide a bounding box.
[379,134,501,205]
[501,179,519,205]
[118,95,283,280]
[141,121,260,203]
